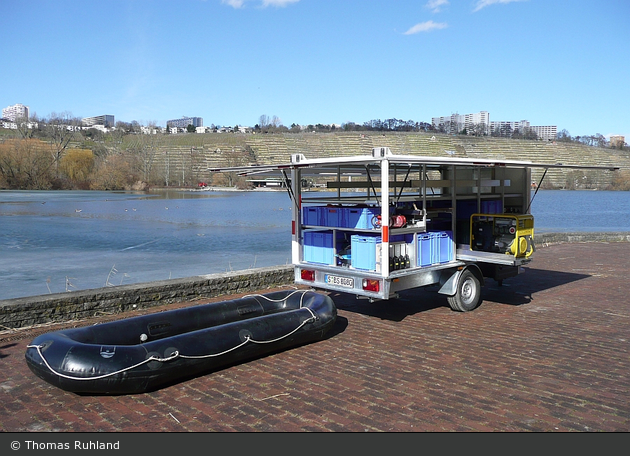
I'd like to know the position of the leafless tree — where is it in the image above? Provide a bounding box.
[44,111,81,176]
[259,114,270,129]
[124,132,164,184]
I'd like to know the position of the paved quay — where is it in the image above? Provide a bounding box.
[1,241,629,432]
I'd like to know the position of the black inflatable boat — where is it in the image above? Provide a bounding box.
[25,289,337,395]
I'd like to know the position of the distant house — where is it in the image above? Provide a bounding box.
[610,135,626,148]
[247,178,287,188]
[141,126,158,134]
[88,124,108,133]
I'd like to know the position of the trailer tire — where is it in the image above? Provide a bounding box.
[447,269,482,312]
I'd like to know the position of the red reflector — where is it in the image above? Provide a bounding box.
[301,269,315,281]
[362,279,380,292]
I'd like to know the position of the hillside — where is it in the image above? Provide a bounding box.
[135,131,630,189]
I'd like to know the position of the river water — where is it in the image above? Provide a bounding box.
[1,189,628,300]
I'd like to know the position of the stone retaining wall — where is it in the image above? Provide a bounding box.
[2,232,629,330]
[0,265,294,330]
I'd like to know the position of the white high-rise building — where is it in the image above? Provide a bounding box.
[167,117,203,128]
[432,113,464,134]
[432,111,489,134]
[432,110,557,140]
[529,125,557,141]
[2,103,29,121]
[82,115,115,128]
[489,120,530,137]
[464,111,489,135]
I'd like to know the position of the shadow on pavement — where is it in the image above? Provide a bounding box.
[0,342,19,359]
[482,267,590,307]
[326,267,590,321]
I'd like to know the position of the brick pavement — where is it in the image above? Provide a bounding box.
[1,242,629,432]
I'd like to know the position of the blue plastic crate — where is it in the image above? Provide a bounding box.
[323,207,343,227]
[303,206,323,226]
[343,207,363,228]
[344,207,380,229]
[436,231,453,263]
[390,234,414,244]
[456,200,477,221]
[351,235,381,271]
[303,231,335,265]
[481,200,503,214]
[418,233,435,267]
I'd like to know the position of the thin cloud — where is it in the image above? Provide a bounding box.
[404,20,448,35]
[426,0,449,14]
[221,0,300,8]
[261,0,300,6]
[221,0,245,8]
[473,0,527,13]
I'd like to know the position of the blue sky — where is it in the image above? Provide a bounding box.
[2,0,629,139]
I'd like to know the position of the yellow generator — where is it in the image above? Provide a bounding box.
[470,214,534,258]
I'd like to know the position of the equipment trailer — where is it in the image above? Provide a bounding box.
[211,147,618,312]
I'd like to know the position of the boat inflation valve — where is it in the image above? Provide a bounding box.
[239,329,253,343]
[164,347,178,359]
[146,351,163,370]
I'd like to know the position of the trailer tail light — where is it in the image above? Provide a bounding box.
[362,279,380,292]
[300,269,315,282]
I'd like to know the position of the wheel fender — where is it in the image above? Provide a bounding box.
[438,265,484,296]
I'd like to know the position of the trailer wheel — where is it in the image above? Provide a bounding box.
[447,269,481,312]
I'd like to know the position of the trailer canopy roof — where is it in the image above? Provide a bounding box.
[208,148,619,177]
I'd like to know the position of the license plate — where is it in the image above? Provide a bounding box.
[325,274,354,288]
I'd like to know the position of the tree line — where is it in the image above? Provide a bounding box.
[0,112,156,190]
[253,115,433,134]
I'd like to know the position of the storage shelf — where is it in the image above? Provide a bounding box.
[301,192,525,205]
[302,225,427,235]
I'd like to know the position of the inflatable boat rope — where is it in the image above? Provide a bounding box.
[26,290,318,382]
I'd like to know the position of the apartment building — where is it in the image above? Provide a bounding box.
[529,125,557,141]
[167,117,203,128]
[82,115,115,128]
[433,110,557,141]
[489,121,557,141]
[489,120,530,136]
[465,111,489,132]
[432,111,489,134]
[432,113,463,134]
[2,103,29,121]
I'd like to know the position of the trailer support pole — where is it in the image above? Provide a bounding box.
[381,157,389,278]
[291,167,301,265]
